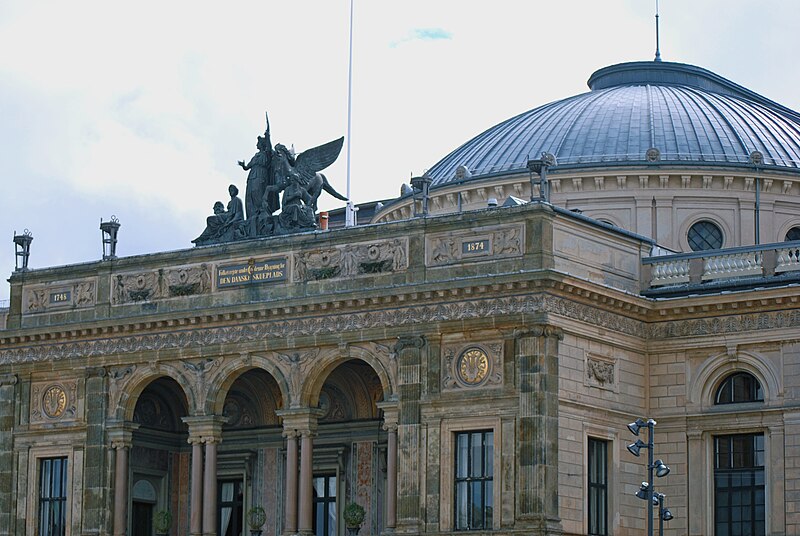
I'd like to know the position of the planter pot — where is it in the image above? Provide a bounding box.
[250,531,263,536]
[346,526,361,536]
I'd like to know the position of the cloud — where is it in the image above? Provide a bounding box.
[390,27,453,48]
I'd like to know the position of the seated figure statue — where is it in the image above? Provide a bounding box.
[275,173,316,232]
[193,185,245,246]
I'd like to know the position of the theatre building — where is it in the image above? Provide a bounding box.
[3,59,800,536]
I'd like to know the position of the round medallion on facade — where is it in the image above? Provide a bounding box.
[42,385,67,418]
[457,347,491,386]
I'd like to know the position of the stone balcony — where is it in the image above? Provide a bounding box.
[642,240,800,297]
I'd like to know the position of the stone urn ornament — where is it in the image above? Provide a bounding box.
[248,505,267,536]
[343,502,366,536]
[153,510,172,536]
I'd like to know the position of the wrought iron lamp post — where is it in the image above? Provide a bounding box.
[526,152,557,202]
[627,418,672,536]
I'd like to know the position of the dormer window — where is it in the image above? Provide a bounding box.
[715,372,764,404]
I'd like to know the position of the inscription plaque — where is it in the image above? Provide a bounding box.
[462,239,490,256]
[49,291,71,305]
[217,258,287,288]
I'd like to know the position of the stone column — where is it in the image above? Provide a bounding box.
[515,325,563,534]
[283,431,299,535]
[0,374,17,532]
[277,408,323,536]
[182,416,226,536]
[377,401,400,532]
[189,438,204,536]
[394,336,425,534]
[85,367,111,534]
[203,438,219,536]
[108,421,138,536]
[298,430,315,535]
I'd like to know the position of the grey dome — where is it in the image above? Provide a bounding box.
[426,61,800,187]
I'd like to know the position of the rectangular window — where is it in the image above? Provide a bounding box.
[313,475,337,536]
[714,433,765,536]
[454,430,493,530]
[588,438,608,536]
[39,457,68,536]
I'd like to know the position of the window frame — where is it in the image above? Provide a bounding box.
[439,417,502,531]
[688,220,724,251]
[713,433,766,536]
[587,437,609,536]
[38,456,69,536]
[453,430,494,531]
[714,372,764,405]
[29,448,73,536]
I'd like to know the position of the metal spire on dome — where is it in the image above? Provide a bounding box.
[654,0,662,62]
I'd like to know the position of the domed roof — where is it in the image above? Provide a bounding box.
[426,61,800,187]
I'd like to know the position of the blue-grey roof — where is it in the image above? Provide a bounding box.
[426,61,800,187]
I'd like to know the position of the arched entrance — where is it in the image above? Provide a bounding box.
[130,376,190,536]
[217,368,284,536]
[312,359,386,536]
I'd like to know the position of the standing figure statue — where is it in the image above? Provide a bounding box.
[239,114,279,219]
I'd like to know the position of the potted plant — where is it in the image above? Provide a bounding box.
[247,505,267,536]
[153,510,172,536]
[343,502,366,536]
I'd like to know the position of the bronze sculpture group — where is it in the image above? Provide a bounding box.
[193,114,347,246]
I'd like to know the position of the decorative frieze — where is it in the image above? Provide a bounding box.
[293,238,408,282]
[30,379,78,424]
[112,264,212,304]
[426,225,523,266]
[442,341,503,391]
[24,279,97,314]
[0,294,648,364]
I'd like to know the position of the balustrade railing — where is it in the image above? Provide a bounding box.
[644,241,800,290]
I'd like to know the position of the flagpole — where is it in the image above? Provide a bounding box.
[345,0,355,226]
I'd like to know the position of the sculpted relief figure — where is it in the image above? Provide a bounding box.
[192,112,347,246]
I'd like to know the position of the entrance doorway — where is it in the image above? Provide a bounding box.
[132,501,154,536]
[313,475,337,536]
[218,479,244,536]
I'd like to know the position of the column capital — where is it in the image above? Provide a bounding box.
[377,400,399,431]
[182,415,227,444]
[513,324,563,340]
[107,420,139,449]
[0,373,17,386]
[394,335,426,353]
[277,407,325,435]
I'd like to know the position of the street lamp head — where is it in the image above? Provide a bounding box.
[627,418,647,436]
[627,439,647,457]
[653,459,671,477]
[634,482,649,500]
[662,508,674,521]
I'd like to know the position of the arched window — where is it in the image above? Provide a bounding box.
[785,226,800,242]
[715,372,763,404]
[688,220,723,251]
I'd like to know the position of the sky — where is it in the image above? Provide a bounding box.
[1,0,800,302]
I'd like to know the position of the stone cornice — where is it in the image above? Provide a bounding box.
[0,292,647,365]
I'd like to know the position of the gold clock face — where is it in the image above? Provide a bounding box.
[42,385,67,418]
[457,347,490,385]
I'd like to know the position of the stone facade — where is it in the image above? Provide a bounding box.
[1,199,799,536]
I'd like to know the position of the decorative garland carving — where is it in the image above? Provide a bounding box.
[427,225,523,266]
[293,238,408,282]
[586,353,616,390]
[23,280,97,314]
[112,264,212,304]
